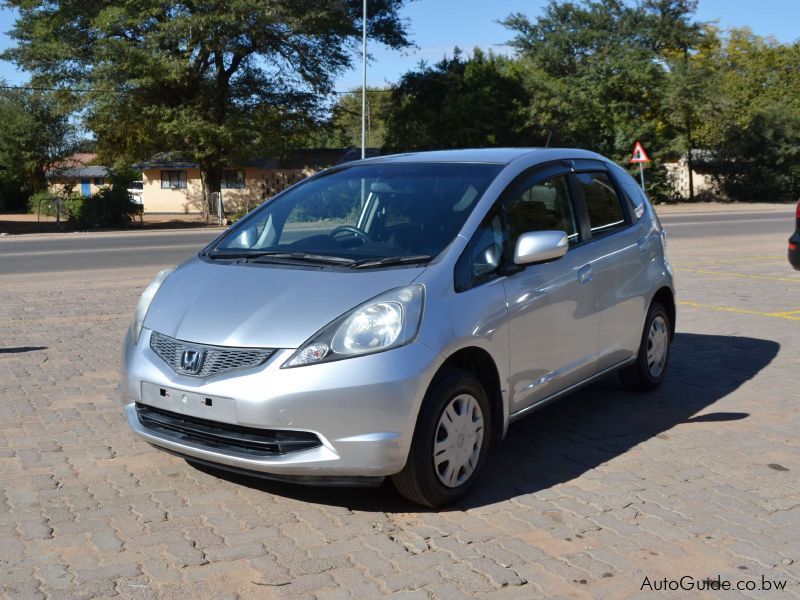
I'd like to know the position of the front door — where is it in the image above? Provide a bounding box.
[80,179,91,197]
[502,168,601,413]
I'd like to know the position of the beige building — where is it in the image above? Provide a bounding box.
[136,150,353,214]
[664,153,716,200]
[46,153,110,198]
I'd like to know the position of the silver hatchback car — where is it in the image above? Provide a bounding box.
[120,148,675,507]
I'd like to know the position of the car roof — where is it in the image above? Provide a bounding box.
[364,147,610,165]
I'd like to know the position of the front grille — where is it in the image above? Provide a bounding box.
[150,331,275,378]
[135,403,322,456]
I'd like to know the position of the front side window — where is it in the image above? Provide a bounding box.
[214,162,503,262]
[505,175,579,248]
[576,172,627,236]
[161,170,187,190]
[222,169,245,189]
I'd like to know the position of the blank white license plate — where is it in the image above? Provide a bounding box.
[140,382,237,424]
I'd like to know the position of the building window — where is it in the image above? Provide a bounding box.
[93,177,104,186]
[222,169,245,189]
[161,170,187,189]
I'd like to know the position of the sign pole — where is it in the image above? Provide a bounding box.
[630,141,651,192]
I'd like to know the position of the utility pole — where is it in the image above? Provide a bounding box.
[361,0,367,160]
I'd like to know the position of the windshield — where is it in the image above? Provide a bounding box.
[212,162,503,262]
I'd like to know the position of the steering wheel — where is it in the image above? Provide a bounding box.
[330,225,369,245]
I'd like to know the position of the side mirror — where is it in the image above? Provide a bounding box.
[514,230,568,265]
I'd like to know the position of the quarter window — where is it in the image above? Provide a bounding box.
[608,163,646,220]
[161,170,187,190]
[454,208,507,292]
[222,169,245,189]
[576,172,627,236]
[505,175,579,248]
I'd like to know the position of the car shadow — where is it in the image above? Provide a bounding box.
[188,332,778,512]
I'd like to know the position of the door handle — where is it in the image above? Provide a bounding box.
[637,236,649,252]
[578,264,593,284]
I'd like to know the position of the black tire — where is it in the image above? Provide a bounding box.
[392,368,492,507]
[619,302,671,392]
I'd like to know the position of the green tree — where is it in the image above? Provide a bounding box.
[647,1,718,201]
[502,0,712,201]
[708,107,800,202]
[331,88,393,149]
[703,31,800,201]
[0,83,75,211]
[2,0,411,215]
[383,48,532,152]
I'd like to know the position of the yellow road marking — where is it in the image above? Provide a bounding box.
[679,301,800,321]
[676,267,800,283]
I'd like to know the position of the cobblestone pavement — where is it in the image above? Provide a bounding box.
[1,226,799,599]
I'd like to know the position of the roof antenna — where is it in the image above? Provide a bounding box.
[545,130,552,148]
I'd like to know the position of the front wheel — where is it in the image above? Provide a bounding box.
[392,369,492,507]
[619,302,671,392]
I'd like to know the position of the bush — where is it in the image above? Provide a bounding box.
[66,186,139,228]
[28,191,58,216]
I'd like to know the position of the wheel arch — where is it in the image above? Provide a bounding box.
[435,346,505,446]
[651,286,676,339]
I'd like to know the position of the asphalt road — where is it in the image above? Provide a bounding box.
[659,210,793,238]
[0,210,793,275]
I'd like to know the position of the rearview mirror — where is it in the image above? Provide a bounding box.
[514,230,568,265]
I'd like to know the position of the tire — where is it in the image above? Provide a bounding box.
[392,368,492,507]
[619,302,671,392]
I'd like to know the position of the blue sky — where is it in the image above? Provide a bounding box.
[1,0,797,89]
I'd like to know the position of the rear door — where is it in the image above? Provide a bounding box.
[570,163,651,370]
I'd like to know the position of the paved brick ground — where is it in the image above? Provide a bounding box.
[1,227,798,599]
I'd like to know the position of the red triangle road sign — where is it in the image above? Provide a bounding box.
[630,141,650,163]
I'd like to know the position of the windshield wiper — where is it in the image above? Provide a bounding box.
[350,255,432,269]
[203,250,262,259]
[241,251,356,266]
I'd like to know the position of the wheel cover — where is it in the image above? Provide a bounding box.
[646,315,669,378]
[433,393,485,488]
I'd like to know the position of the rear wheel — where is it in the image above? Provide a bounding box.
[392,369,491,507]
[619,302,671,392]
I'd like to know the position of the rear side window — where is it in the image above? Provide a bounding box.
[575,172,627,237]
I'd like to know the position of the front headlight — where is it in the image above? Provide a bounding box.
[282,284,425,368]
[131,266,176,345]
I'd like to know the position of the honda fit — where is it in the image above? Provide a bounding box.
[120,148,675,507]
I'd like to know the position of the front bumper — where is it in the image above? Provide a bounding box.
[120,329,442,477]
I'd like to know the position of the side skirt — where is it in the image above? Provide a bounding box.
[507,357,637,424]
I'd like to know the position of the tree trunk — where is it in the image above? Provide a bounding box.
[200,162,223,221]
